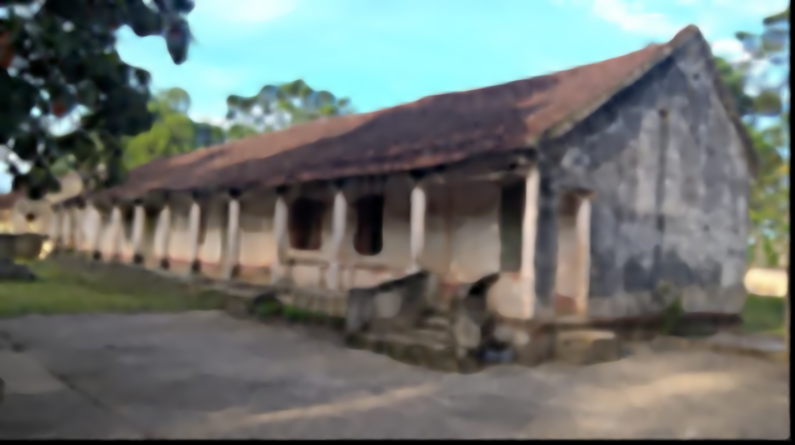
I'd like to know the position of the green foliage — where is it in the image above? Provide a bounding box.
[742,294,787,335]
[656,281,684,335]
[121,79,357,166]
[256,299,283,318]
[122,87,227,169]
[225,79,354,134]
[714,56,755,116]
[0,0,194,198]
[282,305,324,323]
[226,123,260,142]
[719,5,790,268]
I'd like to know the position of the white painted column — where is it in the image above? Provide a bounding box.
[574,196,592,315]
[519,165,541,320]
[408,183,426,273]
[223,198,241,280]
[272,194,289,283]
[131,204,145,262]
[187,201,201,268]
[156,205,171,266]
[110,206,123,260]
[91,207,103,257]
[327,190,347,291]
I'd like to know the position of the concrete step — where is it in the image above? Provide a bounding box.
[352,331,460,372]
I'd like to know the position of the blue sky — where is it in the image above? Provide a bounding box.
[114,0,787,122]
[0,0,789,192]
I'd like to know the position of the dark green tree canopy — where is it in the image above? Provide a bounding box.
[0,0,194,198]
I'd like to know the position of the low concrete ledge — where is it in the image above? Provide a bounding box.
[650,333,788,363]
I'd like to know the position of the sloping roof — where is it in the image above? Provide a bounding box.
[83,24,756,206]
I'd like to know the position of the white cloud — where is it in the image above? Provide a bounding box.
[190,114,231,130]
[711,37,750,63]
[591,0,683,39]
[708,0,790,17]
[191,0,298,25]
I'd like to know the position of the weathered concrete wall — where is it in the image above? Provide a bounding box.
[98,210,116,258]
[555,213,579,302]
[9,198,52,234]
[197,194,227,278]
[166,193,194,272]
[80,207,101,252]
[276,177,504,292]
[555,36,750,318]
[237,193,277,284]
[150,207,170,268]
[118,208,135,261]
[449,182,502,283]
[140,209,158,262]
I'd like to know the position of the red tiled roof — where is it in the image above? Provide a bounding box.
[83,25,755,206]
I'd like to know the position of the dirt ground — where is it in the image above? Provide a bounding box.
[0,311,789,439]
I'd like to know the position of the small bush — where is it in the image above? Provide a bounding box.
[742,294,786,335]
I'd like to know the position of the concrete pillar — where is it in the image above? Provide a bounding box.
[91,207,103,258]
[327,189,347,290]
[574,196,592,315]
[223,198,241,280]
[272,194,289,283]
[110,206,123,260]
[131,204,145,263]
[519,164,541,320]
[408,183,426,273]
[187,201,201,270]
[156,205,171,267]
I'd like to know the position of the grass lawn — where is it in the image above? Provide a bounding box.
[741,294,787,336]
[0,259,226,318]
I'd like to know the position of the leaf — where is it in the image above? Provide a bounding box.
[763,7,790,25]
[165,19,191,65]
[754,90,784,117]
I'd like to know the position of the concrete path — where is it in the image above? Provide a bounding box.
[0,311,789,439]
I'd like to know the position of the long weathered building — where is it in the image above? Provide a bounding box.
[50,26,755,343]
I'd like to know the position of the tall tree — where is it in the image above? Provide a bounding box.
[0,0,194,198]
[719,5,790,269]
[122,87,194,169]
[224,79,354,139]
[123,87,226,169]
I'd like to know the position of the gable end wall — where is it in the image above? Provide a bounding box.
[547,36,750,318]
